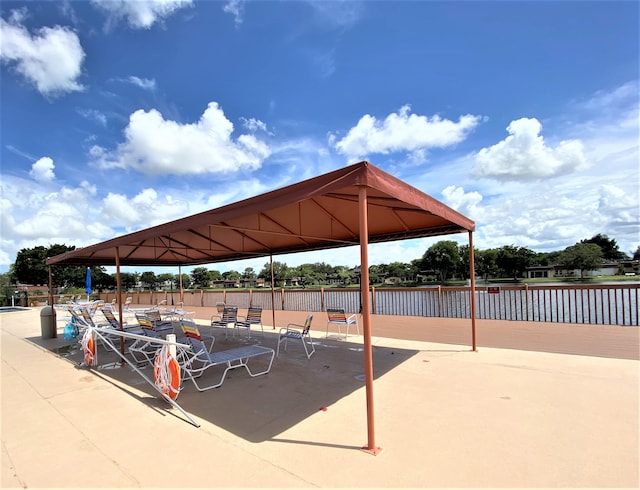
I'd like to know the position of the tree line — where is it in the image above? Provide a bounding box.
[2,234,638,294]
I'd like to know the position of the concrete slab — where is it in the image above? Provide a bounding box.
[1,307,638,488]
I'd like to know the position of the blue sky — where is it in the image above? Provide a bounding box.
[1,0,638,276]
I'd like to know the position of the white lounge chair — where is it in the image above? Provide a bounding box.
[180,326,275,392]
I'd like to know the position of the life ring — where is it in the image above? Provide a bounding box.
[154,346,181,400]
[81,330,95,366]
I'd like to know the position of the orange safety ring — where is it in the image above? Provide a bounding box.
[82,331,95,365]
[154,349,181,400]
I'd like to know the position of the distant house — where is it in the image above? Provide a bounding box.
[525,261,634,278]
[525,265,555,279]
[383,276,415,285]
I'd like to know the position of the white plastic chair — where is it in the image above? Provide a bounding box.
[277,315,315,358]
[325,308,359,339]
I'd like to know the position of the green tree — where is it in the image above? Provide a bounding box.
[368,264,382,285]
[496,245,535,279]
[457,245,478,280]
[92,267,115,292]
[533,250,563,266]
[559,243,604,278]
[259,261,289,286]
[475,248,499,281]
[242,267,256,280]
[157,273,175,289]
[178,273,192,289]
[13,244,84,289]
[140,271,158,290]
[191,267,211,288]
[335,265,355,286]
[421,240,460,281]
[13,246,49,285]
[633,246,640,261]
[117,272,138,291]
[222,270,241,280]
[292,264,315,286]
[581,234,628,261]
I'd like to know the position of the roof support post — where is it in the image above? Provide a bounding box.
[270,254,276,330]
[468,231,477,351]
[359,185,381,455]
[48,265,57,338]
[115,248,125,356]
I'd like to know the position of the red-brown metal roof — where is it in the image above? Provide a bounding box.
[46,161,475,267]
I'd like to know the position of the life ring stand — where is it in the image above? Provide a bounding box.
[154,345,181,400]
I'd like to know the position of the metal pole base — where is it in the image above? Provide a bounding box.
[361,445,382,456]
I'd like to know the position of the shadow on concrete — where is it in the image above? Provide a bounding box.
[27,327,419,443]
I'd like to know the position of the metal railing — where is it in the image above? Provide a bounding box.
[96,283,639,326]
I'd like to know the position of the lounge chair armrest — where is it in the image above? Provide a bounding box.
[285,322,304,330]
[347,314,357,323]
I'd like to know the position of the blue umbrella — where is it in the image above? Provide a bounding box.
[85,267,92,297]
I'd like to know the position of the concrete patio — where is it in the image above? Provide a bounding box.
[1,307,638,487]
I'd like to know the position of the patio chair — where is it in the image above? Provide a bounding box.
[144,309,174,334]
[325,307,359,339]
[210,305,238,338]
[89,300,105,315]
[276,314,315,359]
[80,306,108,328]
[215,302,226,315]
[179,318,215,352]
[123,297,132,311]
[235,306,265,339]
[102,307,143,335]
[179,327,275,391]
[128,315,162,365]
[66,305,91,331]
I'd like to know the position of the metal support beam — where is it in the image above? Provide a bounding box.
[469,231,477,351]
[359,185,381,455]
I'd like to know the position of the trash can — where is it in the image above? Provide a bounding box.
[40,306,55,339]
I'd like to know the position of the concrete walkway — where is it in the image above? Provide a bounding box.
[1,307,638,487]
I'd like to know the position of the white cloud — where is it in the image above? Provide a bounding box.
[101,188,190,229]
[223,0,245,26]
[333,105,482,162]
[0,13,85,96]
[573,80,638,115]
[127,76,156,91]
[0,177,107,249]
[308,0,365,31]
[441,185,482,218]
[29,157,55,182]
[473,117,589,181]
[91,0,193,29]
[77,108,107,126]
[240,117,268,133]
[90,102,272,176]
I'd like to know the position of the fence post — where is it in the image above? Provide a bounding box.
[437,286,442,317]
[371,286,376,314]
[321,288,325,311]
